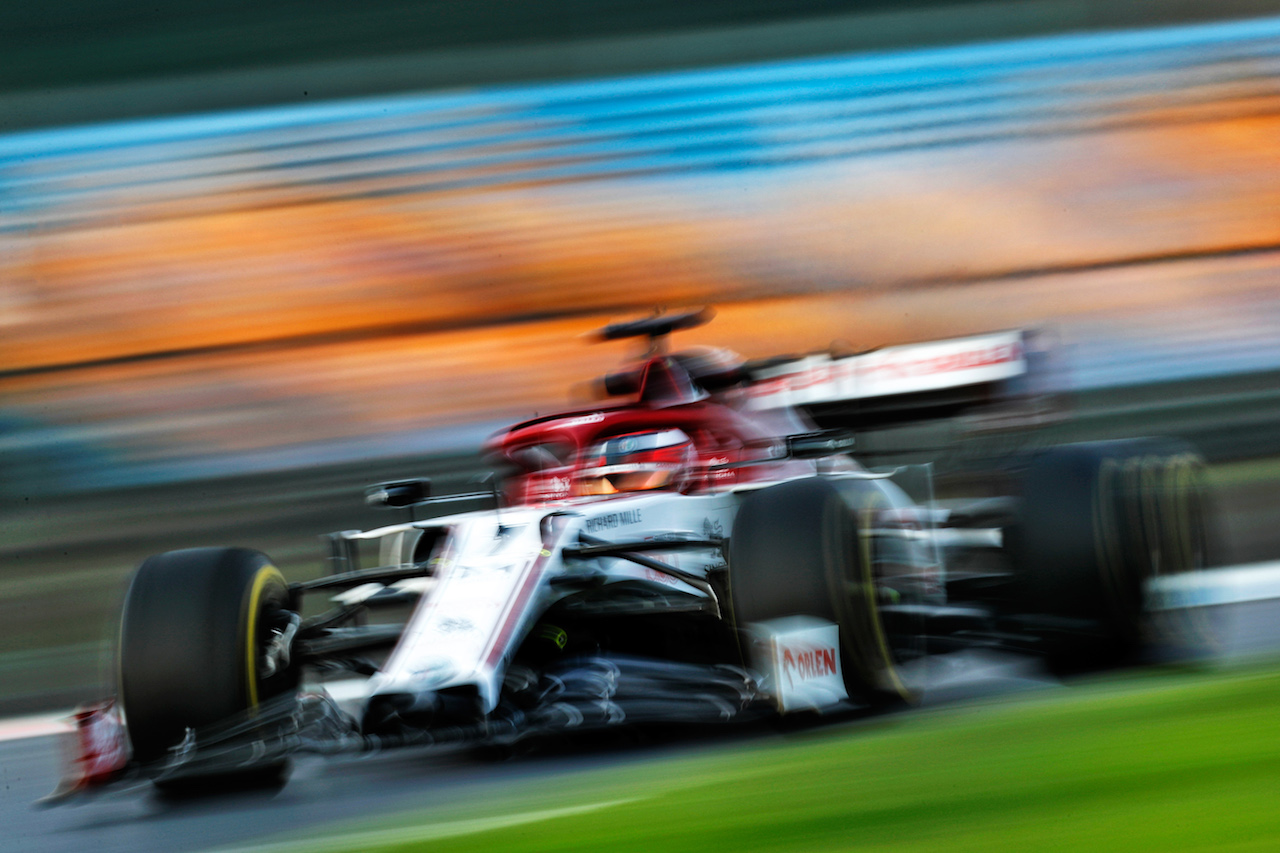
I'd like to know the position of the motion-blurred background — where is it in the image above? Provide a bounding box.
[4,0,1280,714]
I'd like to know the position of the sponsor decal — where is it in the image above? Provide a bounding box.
[585,509,643,533]
[704,458,737,482]
[861,340,1023,379]
[747,331,1025,408]
[482,517,566,668]
[562,413,605,428]
[75,703,129,785]
[409,660,457,688]
[781,643,838,687]
[529,476,572,501]
[644,567,679,586]
[750,619,847,712]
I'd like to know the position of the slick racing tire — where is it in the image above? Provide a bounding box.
[728,477,917,705]
[118,547,299,785]
[1008,439,1210,670]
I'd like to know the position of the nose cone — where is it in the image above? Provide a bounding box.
[361,685,483,736]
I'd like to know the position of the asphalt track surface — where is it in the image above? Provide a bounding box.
[2,577,1277,853]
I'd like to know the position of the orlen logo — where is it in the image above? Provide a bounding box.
[781,643,838,687]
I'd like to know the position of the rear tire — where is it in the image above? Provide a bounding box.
[1008,439,1210,670]
[728,478,916,705]
[118,547,298,784]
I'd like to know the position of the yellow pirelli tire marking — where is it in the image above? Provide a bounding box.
[1122,455,1153,586]
[245,565,286,711]
[852,490,912,703]
[1170,454,1203,575]
[1154,454,1215,650]
[1094,454,1154,620]
[1093,451,1204,637]
[1138,454,1199,579]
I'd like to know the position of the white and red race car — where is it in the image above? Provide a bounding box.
[49,310,1210,798]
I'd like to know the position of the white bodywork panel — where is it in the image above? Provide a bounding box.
[362,491,741,714]
[364,508,556,712]
[746,330,1025,410]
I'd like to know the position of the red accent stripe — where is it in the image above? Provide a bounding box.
[483,523,561,668]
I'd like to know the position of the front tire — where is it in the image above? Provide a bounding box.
[118,547,298,779]
[728,478,916,705]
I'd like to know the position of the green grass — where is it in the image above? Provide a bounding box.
[233,663,1280,853]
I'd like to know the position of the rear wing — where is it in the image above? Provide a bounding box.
[743,330,1063,443]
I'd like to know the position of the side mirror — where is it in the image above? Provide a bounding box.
[365,478,432,509]
[786,430,856,459]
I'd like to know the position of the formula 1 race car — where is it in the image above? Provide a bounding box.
[49,310,1212,799]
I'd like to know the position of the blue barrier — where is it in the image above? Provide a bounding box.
[3,14,1280,231]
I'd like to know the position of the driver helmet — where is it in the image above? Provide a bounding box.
[577,429,694,495]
